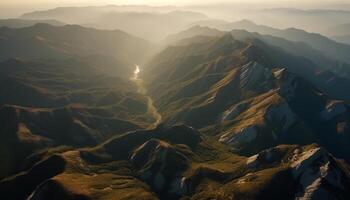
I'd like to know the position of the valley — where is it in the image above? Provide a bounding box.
[131,65,162,129]
[0,2,350,200]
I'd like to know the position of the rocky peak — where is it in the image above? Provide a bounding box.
[265,99,297,133]
[246,146,285,168]
[219,126,258,149]
[274,68,299,100]
[291,147,349,200]
[131,139,189,196]
[239,61,274,91]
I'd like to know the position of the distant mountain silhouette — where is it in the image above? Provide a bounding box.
[192,19,350,66]
[0,23,151,63]
[21,6,208,41]
[0,19,64,28]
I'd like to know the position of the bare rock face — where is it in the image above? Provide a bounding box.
[243,145,350,200]
[291,147,350,200]
[265,100,297,134]
[321,100,347,120]
[274,68,299,100]
[130,139,190,196]
[219,126,258,149]
[239,61,274,91]
[246,146,285,168]
[222,101,249,122]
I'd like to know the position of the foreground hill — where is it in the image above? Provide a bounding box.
[0,23,151,62]
[1,125,349,200]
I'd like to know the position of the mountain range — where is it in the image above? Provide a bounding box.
[0,8,350,200]
[20,6,207,41]
[0,19,64,28]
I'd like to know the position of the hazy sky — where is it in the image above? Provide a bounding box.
[1,0,349,6]
[0,0,349,18]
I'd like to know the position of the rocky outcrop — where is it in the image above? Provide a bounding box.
[222,101,249,121]
[219,126,258,149]
[265,100,297,133]
[274,68,299,100]
[291,147,350,200]
[321,101,347,120]
[131,139,190,197]
[246,146,286,169]
[239,61,273,91]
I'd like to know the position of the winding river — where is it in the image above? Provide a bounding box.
[131,65,162,129]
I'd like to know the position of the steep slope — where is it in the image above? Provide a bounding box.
[229,29,350,92]
[0,23,151,62]
[143,33,350,161]
[144,32,349,114]
[165,26,350,80]
[212,68,350,159]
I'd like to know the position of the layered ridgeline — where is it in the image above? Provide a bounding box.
[20,5,208,41]
[144,30,350,162]
[0,22,350,200]
[193,19,350,74]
